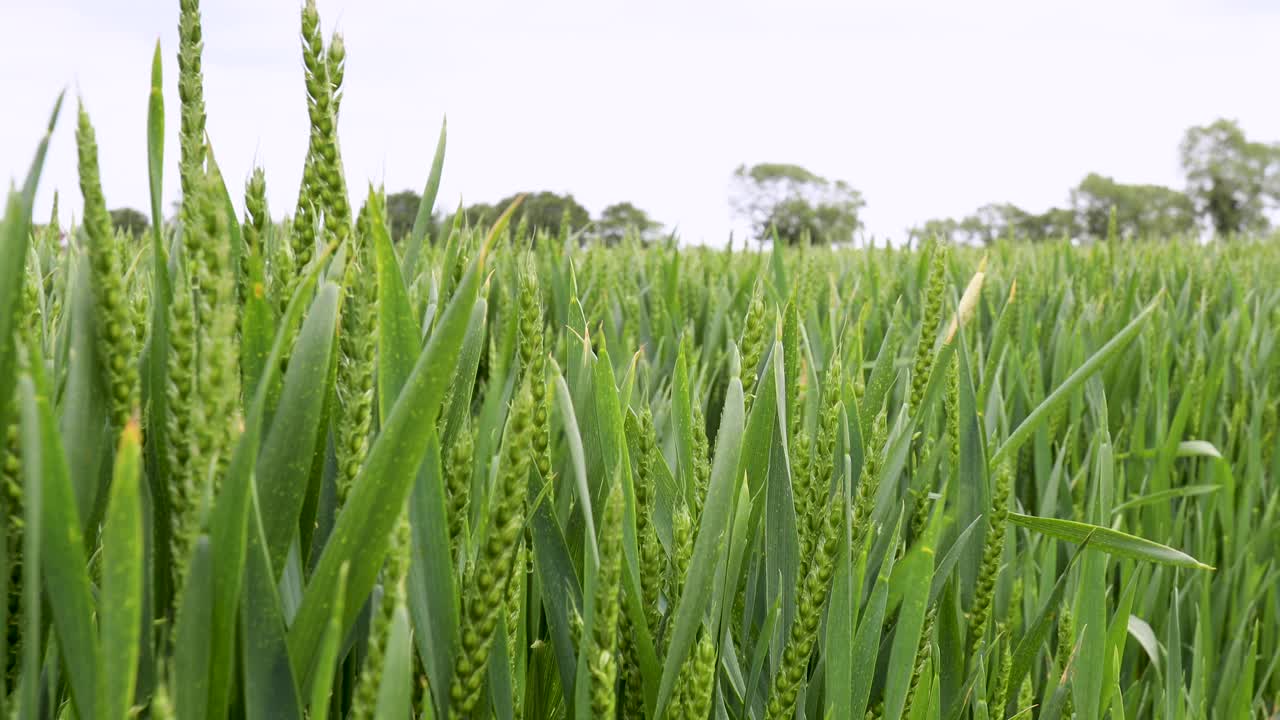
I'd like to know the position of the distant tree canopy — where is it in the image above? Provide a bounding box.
[910,118,1280,244]
[731,163,865,245]
[1071,173,1196,240]
[1180,119,1280,236]
[109,207,149,237]
[445,192,591,240]
[594,202,662,245]
[385,189,426,242]
[393,191,659,246]
[914,175,1197,244]
[504,192,590,237]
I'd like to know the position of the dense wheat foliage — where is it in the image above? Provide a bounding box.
[1,2,1278,719]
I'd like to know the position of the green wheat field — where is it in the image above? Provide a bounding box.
[1,0,1277,718]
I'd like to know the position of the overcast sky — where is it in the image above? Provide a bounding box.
[2,0,1278,244]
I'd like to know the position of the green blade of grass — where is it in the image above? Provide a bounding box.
[406,428,457,717]
[173,536,213,720]
[18,355,99,719]
[241,487,303,720]
[403,116,447,282]
[883,516,938,720]
[528,462,583,707]
[851,517,903,720]
[287,211,497,688]
[146,40,164,246]
[1008,513,1213,569]
[989,295,1161,469]
[1007,539,1090,699]
[373,194,420,423]
[257,283,341,573]
[375,605,415,719]
[306,563,348,720]
[141,38,173,615]
[101,422,144,720]
[205,246,339,720]
[655,379,745,716]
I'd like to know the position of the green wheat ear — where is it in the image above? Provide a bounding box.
[621,408,664,718]
[350,513,411,720]
[690,397,710,521]
[292,0,331,267]
[517,257,550,481]
[176,0,206,221]
[241,166,269,307]
[1055,607,1075,718]
[801,355,842,571]
[902,606,936,718]
[335,208,377,509]
[677,630,717,720]
[739,283,767,409]
[669,503,694,622]
[2,378,23,688]
[969,460,1012,656]
[766,490,845,720]
[165,249,198,596]
[589,481,624,719]
[445,419,475,556]
[910,238,948,417]
[75,102,140,432]
[450,380,533,718]
[191,168,240,489]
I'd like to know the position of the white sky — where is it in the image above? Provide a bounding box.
[2,0,1278,245]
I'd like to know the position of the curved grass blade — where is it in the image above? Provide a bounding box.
[928,515,982,607]
[1009,512,1212,569]
[990,295,1161,469]
[403,116,447,282]
[1112,486,1219,515]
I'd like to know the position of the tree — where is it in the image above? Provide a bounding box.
[386,189,424,242]
[1179,119,1280,236]
[1070,173,1196,240]
[919,203,1076,245]
[109,207,149,237]
[909,217,962,246]
[1018,206,1077,242]
[959,203,1026,245]
[450,192,589,240]
[731,163,865,245]
[594,202,661,245]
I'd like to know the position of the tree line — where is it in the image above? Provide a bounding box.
[100,118,1277,245]
[385,191,665,245]
[912,118,1280,244]
[915,118,1280,244]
